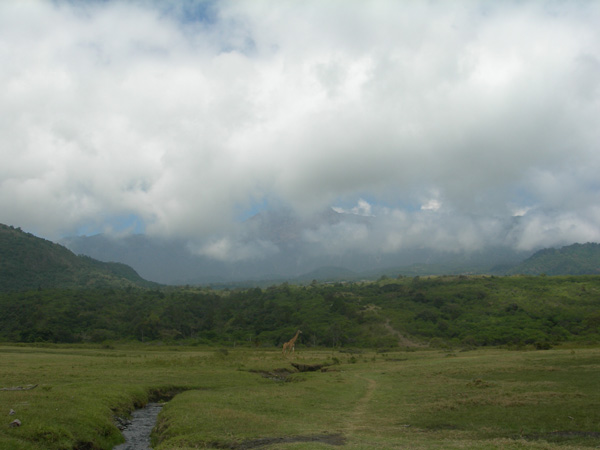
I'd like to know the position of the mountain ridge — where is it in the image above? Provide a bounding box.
[61,209,530,284]
[506,242,600,276]
[6,221,600,287]
[0,223,157,291]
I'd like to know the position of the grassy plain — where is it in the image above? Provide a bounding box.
[1,344,599,449]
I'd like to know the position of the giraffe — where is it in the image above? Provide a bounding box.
[282,330,302,356]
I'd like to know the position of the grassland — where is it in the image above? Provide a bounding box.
[1,344,599,449]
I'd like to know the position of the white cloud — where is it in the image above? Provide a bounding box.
[507,208,600,251]
[511,206,531,217]
[332,199,373,216]
[188,237,279,263]
[421,199,442,212]
[0,0,599,255]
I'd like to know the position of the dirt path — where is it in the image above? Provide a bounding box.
[365,303,424,348]
[383,319,425,348]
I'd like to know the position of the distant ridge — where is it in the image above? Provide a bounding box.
[506,243,600,276]
[61,209,530,285]
[0,224,157,291]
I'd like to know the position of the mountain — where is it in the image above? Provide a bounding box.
[60,209,530,285]
[0,223,157,291]
[506,243,600,276]
[60,209,378,284]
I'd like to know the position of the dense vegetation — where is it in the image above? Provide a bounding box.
[1,222,599,349]
[0,224,156,290]
[1,276,599,348]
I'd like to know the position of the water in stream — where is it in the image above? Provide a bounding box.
[113,403,163,450]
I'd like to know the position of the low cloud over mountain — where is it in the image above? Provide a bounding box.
[62,207,534,284]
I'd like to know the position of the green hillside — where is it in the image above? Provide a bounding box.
[1,275,599,346]
[0,224,157,291]
[507,243,600,275]
[1,223,599,348]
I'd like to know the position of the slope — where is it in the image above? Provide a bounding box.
[0,224,157,291]
[506,242,600,276]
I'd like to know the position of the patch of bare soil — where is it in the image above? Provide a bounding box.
[213,433,346,449]
[251,368,296,381]
[364,304,423,348]
[252,362,332,381]
[383,319,425,348]
[290,362,327,372]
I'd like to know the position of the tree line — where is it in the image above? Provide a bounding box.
[1,276,599,348]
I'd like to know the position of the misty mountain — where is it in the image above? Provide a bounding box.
[60,209,531,285]
[0,223,156,291]
[506,243,600,276]
[60,209,369,284]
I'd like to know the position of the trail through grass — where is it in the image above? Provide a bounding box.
[345,374,377,435]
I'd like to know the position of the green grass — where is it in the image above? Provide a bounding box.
[1,344,599,449]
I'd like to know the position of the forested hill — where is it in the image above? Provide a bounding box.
[0,275,599,346]
[0,224,157,291]
[506,243,600,276]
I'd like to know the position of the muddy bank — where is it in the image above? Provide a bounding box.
[236,433,346,449]
[113,403,163,450]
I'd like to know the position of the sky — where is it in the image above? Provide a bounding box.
[1,0,600,260]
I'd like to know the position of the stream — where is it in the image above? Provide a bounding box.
[113,403,163,450]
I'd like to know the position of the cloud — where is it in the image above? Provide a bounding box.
[188,236,279,263]
[0,0,599,255]
[506,207,600,251]
[332,198,373,216]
